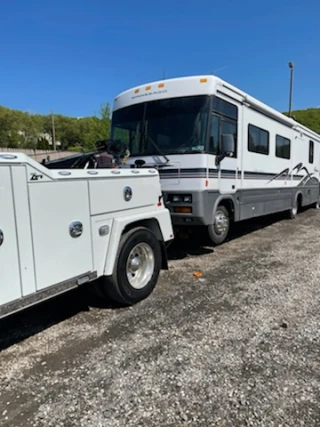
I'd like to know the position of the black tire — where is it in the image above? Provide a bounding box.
[288,198,298,219]
[207,205,230,245]
[100,227,162,306]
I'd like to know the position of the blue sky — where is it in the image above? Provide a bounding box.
[1,0,319,117]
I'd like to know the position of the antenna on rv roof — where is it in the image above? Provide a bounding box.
[210,65,230,75]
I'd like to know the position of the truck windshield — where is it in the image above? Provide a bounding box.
[111,95,210,156]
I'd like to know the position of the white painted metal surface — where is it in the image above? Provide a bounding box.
[28,180,93,290]
[88,175,159,216]
[112,75,320,193]
[103,208,173,276]
[111,74,320,226]
[113,75,217,111]
[0,167,22,305]
[91,216,113,277]
[11,166,37,296]
[0,152,174,318]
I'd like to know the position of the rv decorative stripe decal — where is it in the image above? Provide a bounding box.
[158,167,307,181]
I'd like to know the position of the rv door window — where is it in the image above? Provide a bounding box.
[209,98,238,157]
[221,120,237,158]
[209,115,220,154]
[212,97,238,120]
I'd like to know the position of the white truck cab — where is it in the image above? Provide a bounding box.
[0,152,174,319]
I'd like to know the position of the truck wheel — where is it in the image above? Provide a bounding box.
[104,227,162,305]
[207,205,230,245]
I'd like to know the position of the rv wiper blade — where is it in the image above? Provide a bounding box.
[145,133,170,163]
[147,134,169,163]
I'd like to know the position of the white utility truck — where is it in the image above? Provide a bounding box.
[111,75,320,244]
[0,152,174,319]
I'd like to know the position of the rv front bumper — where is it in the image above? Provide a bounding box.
[163,190,217,226]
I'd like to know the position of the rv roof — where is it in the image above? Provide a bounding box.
[113,74,320,142]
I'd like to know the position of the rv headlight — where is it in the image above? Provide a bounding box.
[183,195,192,203]
[172,195,182,203]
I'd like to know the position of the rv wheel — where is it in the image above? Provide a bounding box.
[103,227,162,306]
[208,206,230,245]
[288,199,298,219]
[312,200,320,209]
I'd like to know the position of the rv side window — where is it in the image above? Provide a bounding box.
[248,124,269,155]
[309,140,314,163]
[275,135,291,159]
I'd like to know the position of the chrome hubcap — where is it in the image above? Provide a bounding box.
[214,210,229,234]
[126,243,155,290]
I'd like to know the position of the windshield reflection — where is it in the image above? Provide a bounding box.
[111,95,210,157]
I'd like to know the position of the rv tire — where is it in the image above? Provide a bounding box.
[208,205,230,245]
[288,198,298,219]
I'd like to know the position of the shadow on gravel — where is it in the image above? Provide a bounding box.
[0,288,90,352]
[0,281,132,352]
[167,210,289,260]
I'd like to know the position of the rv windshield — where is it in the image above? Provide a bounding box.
[111,95,210,156]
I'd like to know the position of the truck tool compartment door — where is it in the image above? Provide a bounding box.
[28,180,93,291]
[0,167,22,305]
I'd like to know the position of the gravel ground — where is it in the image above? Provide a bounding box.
[0,208,320,427]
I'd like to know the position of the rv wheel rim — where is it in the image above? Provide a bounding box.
[292,200,298,215]
[214,210,229,235]
[126,242,155,289]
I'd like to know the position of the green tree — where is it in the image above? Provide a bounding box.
[1,103,319,154]
[99,102,111,121]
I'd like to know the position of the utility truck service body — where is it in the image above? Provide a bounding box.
[111,75,320,244]
[0,153,173,319]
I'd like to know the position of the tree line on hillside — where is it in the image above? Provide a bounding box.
[285,109,320,134]
[0,103,319,153]
[0,103,112,152]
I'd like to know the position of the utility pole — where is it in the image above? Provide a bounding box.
[288,62,294,118]
[51,109,56,151]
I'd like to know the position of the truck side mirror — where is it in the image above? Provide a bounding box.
[215,134,235,166]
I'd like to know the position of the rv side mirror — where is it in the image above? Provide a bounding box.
[215,134,235,166]
[221,134,235,156]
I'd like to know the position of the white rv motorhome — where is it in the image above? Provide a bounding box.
[111,75,320,244]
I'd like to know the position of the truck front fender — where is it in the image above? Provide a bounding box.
[103,209,173,276]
